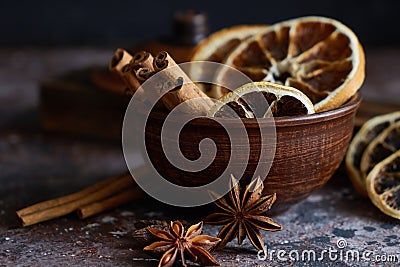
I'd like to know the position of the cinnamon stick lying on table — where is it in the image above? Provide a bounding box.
[16,174,123,218]
[16,173,143,227]
[77,187,143,219]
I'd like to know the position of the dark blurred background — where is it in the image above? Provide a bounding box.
[1,0,399,47]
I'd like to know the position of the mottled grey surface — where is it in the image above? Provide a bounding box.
[0,48,399,267]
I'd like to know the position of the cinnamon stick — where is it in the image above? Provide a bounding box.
[130,50,155,71]
[16,174,136,227]
[119,50,156,86]
[109,49,214,114]
[127,51,167,109]
[109,48,132,73]
[111,50,163,104]
[109,49,141,95]
[77,187,144,219]
[121,63,141,94]
[17,174,125,217]
[135,67,155,82]
[152,51,214,114]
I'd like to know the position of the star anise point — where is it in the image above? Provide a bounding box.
[204,175,282,251]
[144,220,220,267]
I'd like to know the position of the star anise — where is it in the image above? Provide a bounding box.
[144,220,221,267]
[204,175,283,251]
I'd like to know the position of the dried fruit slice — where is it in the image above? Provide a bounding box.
[345,112,400,196]
[366,150,400,220]
[191,25,269,63]
[207,81,314,118]
[190,25,269,98]
[360,121,400,181]
[214,16,365,112]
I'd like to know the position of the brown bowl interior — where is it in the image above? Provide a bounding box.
[144,93,361,210]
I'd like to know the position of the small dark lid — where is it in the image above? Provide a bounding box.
[172,10,208,46]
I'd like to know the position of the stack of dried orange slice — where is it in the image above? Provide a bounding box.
[191,17,400,220]
[346,112,400,219]
[191,16,365,116]
[191,25,269,98]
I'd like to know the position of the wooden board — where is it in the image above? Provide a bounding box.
[40,68,130,141]
[355,99,400,127]
[39,42,194,141]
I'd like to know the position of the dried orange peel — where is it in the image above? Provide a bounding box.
[346,112,400,196]
[190,25,269,98]
[197,16,365,112]
[366,150,400,220]
[207,81,315,118]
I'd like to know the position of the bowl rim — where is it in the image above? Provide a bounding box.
[143,93,362,127]
[272,92,361,127]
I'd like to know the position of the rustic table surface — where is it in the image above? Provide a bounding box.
[0,47,399,267]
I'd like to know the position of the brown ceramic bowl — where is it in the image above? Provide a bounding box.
[144,93,361,210]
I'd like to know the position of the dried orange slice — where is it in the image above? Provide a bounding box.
[191,25,269,63]
[366,150,400,220]
[190,25,269,98]
[214,16,365,112]
[345,112,400,196]
[207,81,314,118]
[360,121,400,182]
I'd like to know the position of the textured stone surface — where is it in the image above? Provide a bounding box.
[0,48,399,266]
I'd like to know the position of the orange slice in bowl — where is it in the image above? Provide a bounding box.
[360,121,400,182]
[190,25,269,98]
[214,16,365,111]
[366,150,400,220]
[346,112,400,196]
[207,81,315,118]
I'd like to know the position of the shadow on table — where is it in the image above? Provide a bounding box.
[326,170,399,225]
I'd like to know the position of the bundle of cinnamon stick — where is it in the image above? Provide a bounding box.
[17,51,212,227]
[110,49,214,115]
[16,173,143,227]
